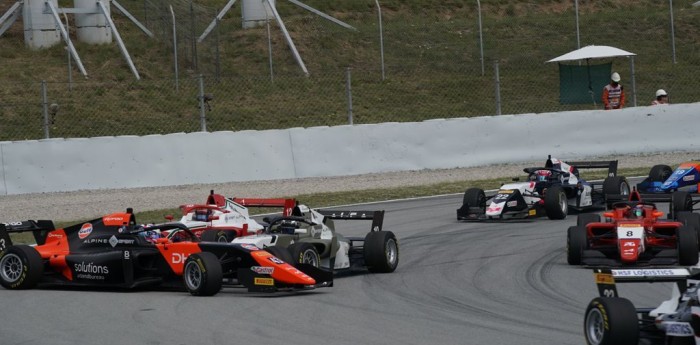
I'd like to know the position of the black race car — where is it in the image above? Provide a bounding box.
[0,209,332,295]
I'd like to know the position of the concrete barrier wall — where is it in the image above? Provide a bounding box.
[1,103,698,195]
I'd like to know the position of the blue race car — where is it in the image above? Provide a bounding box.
[637,162,700,194]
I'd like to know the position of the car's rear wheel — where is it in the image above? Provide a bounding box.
[577,214,601,227]
[676,211,700,250]
[602,176,630,208]
[0,245,43,290]
[201,230,235,243]
[567,226,588,265]
[544,185,567,220]
[183,252,223,296]
[584,297,639,345]
[288,243,321,268]
[364,231,399,273]
[649,164,673,182]
[677,225,699,266]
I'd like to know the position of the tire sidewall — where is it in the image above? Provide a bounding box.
[0,245,42,290]
[289,243,321,268]
[567,226,587,265]
[364,231,399,273]
[677,226,699,265]
[544,186,567,219]
[183,252,222,296]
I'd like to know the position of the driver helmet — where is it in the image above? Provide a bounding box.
[629,205,644,219]
[280,221,298,235]
[535,170,552,182]
[193,209,210,222]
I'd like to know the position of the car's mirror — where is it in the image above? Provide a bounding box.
[164,215,174,221]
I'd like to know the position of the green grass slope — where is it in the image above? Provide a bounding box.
[0,0,698,140]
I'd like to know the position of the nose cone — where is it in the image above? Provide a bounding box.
[251,250,316,285]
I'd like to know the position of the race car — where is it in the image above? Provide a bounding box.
[567,190,699,266]
[0,210,332,295]
[637,162,700,194]
[207,195,399,274]
[583,268,700,345]
[457,156,629,221]
[164,191,265,242]
[636,162,700,213]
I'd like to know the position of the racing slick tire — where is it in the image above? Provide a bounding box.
[183,252,223,296]
[577,214,601,227]
[201,230,235,243]
[544,185,567,220]
[584,297,639,345]
[677,226,699,266]
[602,176,630,208]
[288,243,321,268]
[264,246,295,266]
[364,231,399,273]
[462,188,486,209]
[676,211,700,250]
[567,226,588,265]
[0,245,43,290]
[648,164,673,182]
[672,191,693,219]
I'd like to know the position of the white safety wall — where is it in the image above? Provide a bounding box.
[1,103,698,195]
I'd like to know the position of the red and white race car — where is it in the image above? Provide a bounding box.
[165,191,265,242]
[567,190,700,266]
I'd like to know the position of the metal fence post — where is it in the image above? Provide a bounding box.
[375,0,385,81]
[346,68,353,125]
[170,5,179,92]
[190,1,198,70]
[630,56,637,107]
[266,9,274,83]
[477,0,484,76]
[198,74,207,131]
[669,0,676,64]
[494,61,501,115]
[575,0,580,49]
[41,80,50,139]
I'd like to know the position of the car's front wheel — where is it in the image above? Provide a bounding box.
[289,243,321,268]
[544,185,567,219]
[183,252,223,296]
[584,297,638,345]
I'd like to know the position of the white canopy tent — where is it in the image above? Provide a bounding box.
[547,45,638,107]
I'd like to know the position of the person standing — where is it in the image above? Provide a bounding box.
[602,72,625,110]
[651,89,669,105]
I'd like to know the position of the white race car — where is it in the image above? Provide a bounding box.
[457,156,630,221]
[164,191,265,242]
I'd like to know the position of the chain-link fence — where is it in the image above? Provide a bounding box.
[0,0,699,141]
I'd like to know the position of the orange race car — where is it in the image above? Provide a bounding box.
[0,209,332,295]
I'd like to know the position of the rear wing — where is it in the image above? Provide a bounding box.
[230,198,297,216]
[0,220,56,249]
[564,159,618,177]
[316,210,385,232]
[593,268,692,298]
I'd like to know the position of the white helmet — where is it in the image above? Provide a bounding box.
[656,89,667,97]
[611,72,621,82]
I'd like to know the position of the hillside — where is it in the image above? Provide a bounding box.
[0,0,698,140]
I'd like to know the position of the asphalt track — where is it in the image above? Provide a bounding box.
[0,195,675,345]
